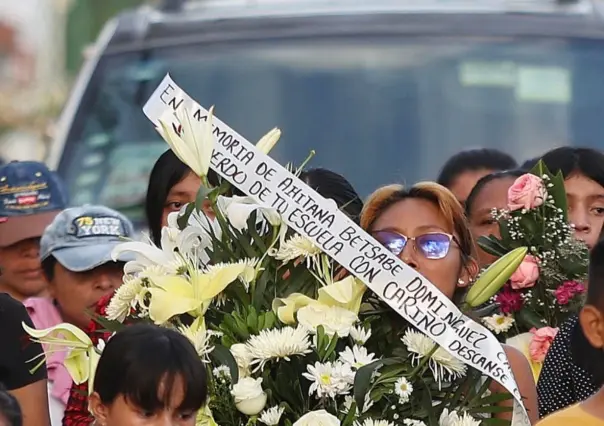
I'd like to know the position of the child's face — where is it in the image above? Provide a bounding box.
[50,262,123,329]
[90,376,198,426]
[0,237,48,300]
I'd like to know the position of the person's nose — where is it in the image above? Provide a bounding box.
[95,272,120,292]
[571,209,591,234]
[400,240,419,270]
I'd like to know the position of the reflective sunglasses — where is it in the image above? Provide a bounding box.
[372,230,456,260]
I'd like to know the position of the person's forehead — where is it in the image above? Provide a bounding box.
[373,198,450,232]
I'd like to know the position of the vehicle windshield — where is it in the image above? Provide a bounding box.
[58,35,604,225]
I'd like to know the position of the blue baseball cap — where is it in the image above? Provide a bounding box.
[40,205,135,272]
[0,161,68,247]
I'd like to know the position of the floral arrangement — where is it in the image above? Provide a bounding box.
[25,106,527,426]
[477,161,589,378]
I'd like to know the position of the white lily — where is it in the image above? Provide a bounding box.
[255,128,281,155]
[168,208,222,266]
[22,322,100,394]
[111,227,187,276]
[216,195,281,232]
[156,106,215,179]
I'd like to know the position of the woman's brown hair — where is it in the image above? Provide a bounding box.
[361,182,476,261]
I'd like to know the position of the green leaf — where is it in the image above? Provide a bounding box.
[85,309,125,333]
[481,418,514,426]
[516,308,546,329]
[477,236,508,257]
[354,359,383,410]
[177,203,196,229]
[322,334,339,362]
[474,391,515,405]
[209,344,239,384]
[195,184,213,212]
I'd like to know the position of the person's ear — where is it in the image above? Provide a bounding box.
[579,305,604,350]
[458,257,479,288]
[89,392,109,426]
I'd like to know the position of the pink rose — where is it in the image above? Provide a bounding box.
[510,255,540,290]
[507,174,547,211]
[529,327,558,362]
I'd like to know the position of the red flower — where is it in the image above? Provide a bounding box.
[495,285,523,314]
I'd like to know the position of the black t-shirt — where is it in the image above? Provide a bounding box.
[0,293,47,390]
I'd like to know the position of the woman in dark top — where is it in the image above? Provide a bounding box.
[0,293,50,426]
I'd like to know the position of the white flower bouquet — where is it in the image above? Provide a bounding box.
[24,78,531,426]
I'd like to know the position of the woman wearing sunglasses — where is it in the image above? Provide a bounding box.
[360,182,539,424]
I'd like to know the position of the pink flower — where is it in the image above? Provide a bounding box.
[529,327,558,362]
[495,285,523,314]
[507,174,547,211]
[510,255,540,290]
[554,285,573,305]
[554,280,586,305]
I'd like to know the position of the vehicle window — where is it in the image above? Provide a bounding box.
[57,35,604,225]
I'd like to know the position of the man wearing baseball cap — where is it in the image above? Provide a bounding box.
[0,161,68,301]
[24,205,134,425]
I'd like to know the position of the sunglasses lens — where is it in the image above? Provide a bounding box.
[373,231,407,255]
[416,233,451,259]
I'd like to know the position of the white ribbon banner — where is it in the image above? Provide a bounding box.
[143,74,530,425]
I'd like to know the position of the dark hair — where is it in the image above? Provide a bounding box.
[540,147,604,189]
[299,168,363,224]
[41,256,56,282]
[465,169,525,218]
[0,384,22,426]
[572,238,604,385]
[520,157,540,171]
[146,150,245,245]
[93,324,207,413]
[437,149,517,189]
[145,150,191,245]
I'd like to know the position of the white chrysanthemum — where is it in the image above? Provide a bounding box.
[297,304,358,337]
[404,420,427,426]
[355,420,394,426]
[303,361,353,398]
[482,314,515,334]
[259,406,285,426]
[178,324,214,360]
[342,394,374,415]
[394,377,413,404]
[339,345,376,370]
[105,277,146,322]
[272,234,321,269]
[350,325,372,345]
[439,409,480,426]
[402,330,466,385]
[246,327,312,370]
